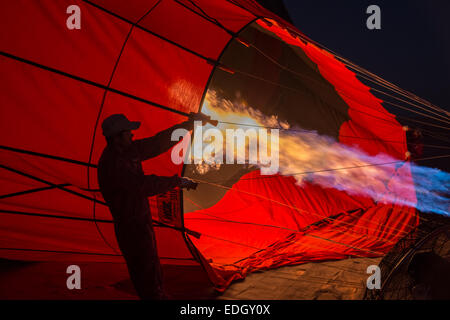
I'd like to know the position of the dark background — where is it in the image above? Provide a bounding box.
[256,0,450,170]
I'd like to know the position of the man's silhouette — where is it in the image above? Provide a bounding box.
[97,113,199,299]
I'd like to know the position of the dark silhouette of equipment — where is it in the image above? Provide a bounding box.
[364,215,450,300]
[408,251,450,299]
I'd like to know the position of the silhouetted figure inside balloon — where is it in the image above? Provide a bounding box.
[97,113,200,300]
[406,127,424,161]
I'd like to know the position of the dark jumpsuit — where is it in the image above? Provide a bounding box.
[97,123,188,299]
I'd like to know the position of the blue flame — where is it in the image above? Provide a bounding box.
[409,164,450,216]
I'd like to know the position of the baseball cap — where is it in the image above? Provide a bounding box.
[101,114,141,138]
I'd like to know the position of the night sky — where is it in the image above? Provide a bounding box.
[282,0,450,170]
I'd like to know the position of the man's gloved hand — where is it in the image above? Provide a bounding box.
[180,112,217,130]
[188,112,209,126]
[188,112,218,126]
[178,177,198,190]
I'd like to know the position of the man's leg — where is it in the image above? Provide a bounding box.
[115,221,165,300]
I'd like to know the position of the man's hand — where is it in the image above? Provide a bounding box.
[179,177,198,190]
[187,112,218,127]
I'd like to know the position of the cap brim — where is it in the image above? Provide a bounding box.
[128,121,141,130]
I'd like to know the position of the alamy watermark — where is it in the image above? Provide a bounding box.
[366,5,381,30]
[171,121,280,175]
[66,265,81,290]
[66,5,81,30]
[366,265,381,289]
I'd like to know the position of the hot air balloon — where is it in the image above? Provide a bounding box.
[0,0,449,299]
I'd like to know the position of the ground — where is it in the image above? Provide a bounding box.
[0,257,381,300]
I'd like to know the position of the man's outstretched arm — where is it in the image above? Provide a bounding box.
[141,174,197,197]
[132,113,215,161]
[102,158,197,199]
[132,120,194,161]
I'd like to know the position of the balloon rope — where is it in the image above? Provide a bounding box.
[183,197,407,279]
[237,154,450,181]
[247,43,450,123]
[85,0,450,130]
[3,49,450,141]
[174,0,450,120]
[87,1,164,256]
[188,158,443,235]
[184,195,408,246]
[185,181,405,255]
[231,68,450,131]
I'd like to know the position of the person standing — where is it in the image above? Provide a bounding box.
[97,113,199,299]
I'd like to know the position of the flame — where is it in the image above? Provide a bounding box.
[192,90,450,215]
[189,90,286,172]
[202,90,290,130]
